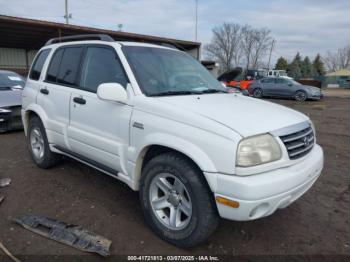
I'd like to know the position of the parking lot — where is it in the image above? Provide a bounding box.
[0,92,350,259]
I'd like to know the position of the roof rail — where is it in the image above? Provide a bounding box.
[45,34,114,46]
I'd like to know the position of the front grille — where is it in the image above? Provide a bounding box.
[280,126,315,160]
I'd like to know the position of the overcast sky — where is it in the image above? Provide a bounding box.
[1,0,349,64]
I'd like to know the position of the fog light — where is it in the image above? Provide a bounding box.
[215,196,240,208]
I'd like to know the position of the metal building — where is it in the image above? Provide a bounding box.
[0,15,202,76]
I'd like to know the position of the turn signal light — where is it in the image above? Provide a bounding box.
[215,196,240,208]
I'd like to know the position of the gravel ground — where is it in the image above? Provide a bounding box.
[0,95,349,261]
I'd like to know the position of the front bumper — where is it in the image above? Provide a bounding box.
[204,144,323,221]
[0,106,23,133]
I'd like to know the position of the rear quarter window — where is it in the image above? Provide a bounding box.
[29,49,51,81]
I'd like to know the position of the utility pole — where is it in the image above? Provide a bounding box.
[268,39,275,70]
[64,0,72,24]
[195,0,198,41]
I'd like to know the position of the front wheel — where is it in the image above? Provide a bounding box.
[139,152,219,248]
[295,90,307,101]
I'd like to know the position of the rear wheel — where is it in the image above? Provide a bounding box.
[27,116,61,168]
[139,152,219,248]
[295,90,307,101]
[253,88,263,98]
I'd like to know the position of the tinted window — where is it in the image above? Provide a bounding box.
[57,47,83,86]
[275,78,287,84]
[46,49,64,83]
[80,47,128,93]
[261,78,274,84]
[29,49,50,80]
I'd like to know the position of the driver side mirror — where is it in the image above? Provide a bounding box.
[288,83,293,86]
[97,83,128,104]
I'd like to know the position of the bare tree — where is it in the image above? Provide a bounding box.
[240,25,256,70]
[240,25,273,70]
[324,46,350,71]
[204,23,242,73]
[250,28,273,69]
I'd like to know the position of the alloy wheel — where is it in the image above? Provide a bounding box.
[149,173,192,230]
[30,127,45,161]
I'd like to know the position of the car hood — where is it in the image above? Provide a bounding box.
[157,93,308,137]
[0,89,22,108]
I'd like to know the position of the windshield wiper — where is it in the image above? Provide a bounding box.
[150,90,202,97]
[196,89,228,94]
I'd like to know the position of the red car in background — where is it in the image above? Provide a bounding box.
[218,67,267,90]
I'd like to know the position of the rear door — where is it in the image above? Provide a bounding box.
[274,78,292,97]
[67,45,132,175]
[260,78,275,96]
[38,45,84,148]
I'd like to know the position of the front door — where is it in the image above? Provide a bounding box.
[260,78,275,96]
[68,45,132,175]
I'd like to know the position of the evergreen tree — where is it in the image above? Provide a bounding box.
[302,56,314,78]
[288,52,302,79]
[275,57,288,70]
[313,54,326,76]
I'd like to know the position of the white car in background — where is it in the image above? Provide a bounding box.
[22,34,324,247]
[268,69,293,79]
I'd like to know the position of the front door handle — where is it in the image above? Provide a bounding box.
[73,97,86,105]
[40,88,49,95]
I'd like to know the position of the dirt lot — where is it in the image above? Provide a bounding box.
[0,94,350,260]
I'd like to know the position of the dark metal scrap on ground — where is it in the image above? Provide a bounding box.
[14,215,112,257]
[0,178,11,187]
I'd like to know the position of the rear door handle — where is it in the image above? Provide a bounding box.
[73,97,86,105]
[40,88,49,95]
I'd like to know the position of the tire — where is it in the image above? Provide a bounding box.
[253,88,263,98]
[139,152,219,248]
[27,116,61,168]
[295,90,307,101]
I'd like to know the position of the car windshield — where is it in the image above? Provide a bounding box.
[0,71,25,90]
[123,46,227,96]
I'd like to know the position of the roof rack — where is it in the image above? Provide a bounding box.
[45,34,114,46]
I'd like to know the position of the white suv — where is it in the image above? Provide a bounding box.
[22,34,324,247]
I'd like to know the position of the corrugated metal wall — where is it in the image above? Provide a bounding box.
[27,50,38,65]
[0,47,38,70]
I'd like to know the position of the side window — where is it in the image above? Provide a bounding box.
[56,47,83,86]
[275,78,286,84]
[80,46,128,93]
[29,49,50,80]
[46,49,64,83]
[262,78,274,84]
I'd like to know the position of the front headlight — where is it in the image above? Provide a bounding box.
[236,134,282,167]
[310,120,316,137]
